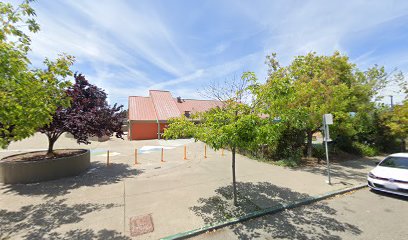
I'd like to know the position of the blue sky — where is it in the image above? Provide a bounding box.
[19,0,408,107]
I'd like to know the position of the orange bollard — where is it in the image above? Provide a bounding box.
[107,150,110,166]
[134,148,138,165]
[161,148,165,162]
[204,145,207,159]
[184,145,187,160]
[221,149,224,156]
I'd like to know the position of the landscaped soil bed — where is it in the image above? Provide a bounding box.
[2,149,85,162]
[0,149,90,184]
[301,151,362,167]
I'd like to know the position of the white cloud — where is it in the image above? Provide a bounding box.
[149,51,263,92]
[19,0,408,106]
[64,0,194,77]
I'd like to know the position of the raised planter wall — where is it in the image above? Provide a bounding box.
[0,149,90,184]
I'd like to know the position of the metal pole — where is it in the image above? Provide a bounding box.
[204,145,207,159]
[107,150,110,166]
[184,145,187,160]
[157,120,161,140]
[324,124,331,185]
[390,95,394,109]
[161,148,164,162]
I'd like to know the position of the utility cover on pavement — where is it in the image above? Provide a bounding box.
[130,214,154,237]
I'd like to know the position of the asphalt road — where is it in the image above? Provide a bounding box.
[192,188,408,240]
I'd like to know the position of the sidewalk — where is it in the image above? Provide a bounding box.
[0,134,379,239]
[123,146,377,239]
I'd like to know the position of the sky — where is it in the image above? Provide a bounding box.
[15,0,408,107]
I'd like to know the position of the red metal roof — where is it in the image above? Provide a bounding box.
[149,90,181,120]
[128,90,223,121]
[128,96,157,121]
[175,99,223,114]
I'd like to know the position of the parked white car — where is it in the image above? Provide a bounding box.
[367,153,408,197]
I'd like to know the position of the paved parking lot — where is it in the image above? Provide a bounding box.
[192,189,408,240]
[0,133,383,239]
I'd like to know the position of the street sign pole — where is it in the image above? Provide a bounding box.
[323,114,333,185]
[324,123,331,185]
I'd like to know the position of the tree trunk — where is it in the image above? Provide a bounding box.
[401,138,406,152]
[46,132,62,156]
[232,146,237,206]
[47,137,55,155]
[306,131,313,158]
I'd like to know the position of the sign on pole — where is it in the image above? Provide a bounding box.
[323,114,333,125]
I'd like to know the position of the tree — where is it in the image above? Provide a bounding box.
[165,72,259,206]
[330,66,404,154]
[382,101,408,151]
[0,0,74,148]
[258,52,390,159]
[40,74,125,155]
[197,105,260,206]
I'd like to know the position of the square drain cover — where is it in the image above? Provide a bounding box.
[130,214,154,237]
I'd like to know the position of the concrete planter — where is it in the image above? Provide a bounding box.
[0,149,90,184]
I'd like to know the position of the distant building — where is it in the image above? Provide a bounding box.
[128,90,222,140]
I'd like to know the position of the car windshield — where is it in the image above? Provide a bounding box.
[379,157,408,169]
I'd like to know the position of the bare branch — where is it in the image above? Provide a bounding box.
[199,72,254,105]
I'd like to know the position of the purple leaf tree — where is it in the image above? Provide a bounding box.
[40,73,125,155]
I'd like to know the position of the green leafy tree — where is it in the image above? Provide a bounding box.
[163,116,196,139]
[199,72,260,206]
[257,52,389,158]
[0,0,74,148]
[197,103,260,206]
[382,101,408,151]
[165,72,259,206]
[332,67,404,154]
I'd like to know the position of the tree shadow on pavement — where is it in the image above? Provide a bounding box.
[47,229,131,240]
[0,162,142,198]
[190,182,362,239]
[0,198,129,240]
[300,158,378,182]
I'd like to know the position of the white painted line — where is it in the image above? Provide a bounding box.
[139,146,175,154]
[98,152,121,157]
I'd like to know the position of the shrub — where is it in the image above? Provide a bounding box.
[163,116,195,139]
[312,144,326,161]
[352,142,379,157]
[275,149,303,167]
[273,127,305,166]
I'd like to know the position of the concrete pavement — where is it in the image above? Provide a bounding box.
[191,188,408,240]
[0,133,383,239]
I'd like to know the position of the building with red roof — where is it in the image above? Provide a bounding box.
[128,90,222,140]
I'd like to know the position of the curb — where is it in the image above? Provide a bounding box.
[160,183,367,240]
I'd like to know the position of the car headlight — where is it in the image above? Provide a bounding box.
[368,172,376,179]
